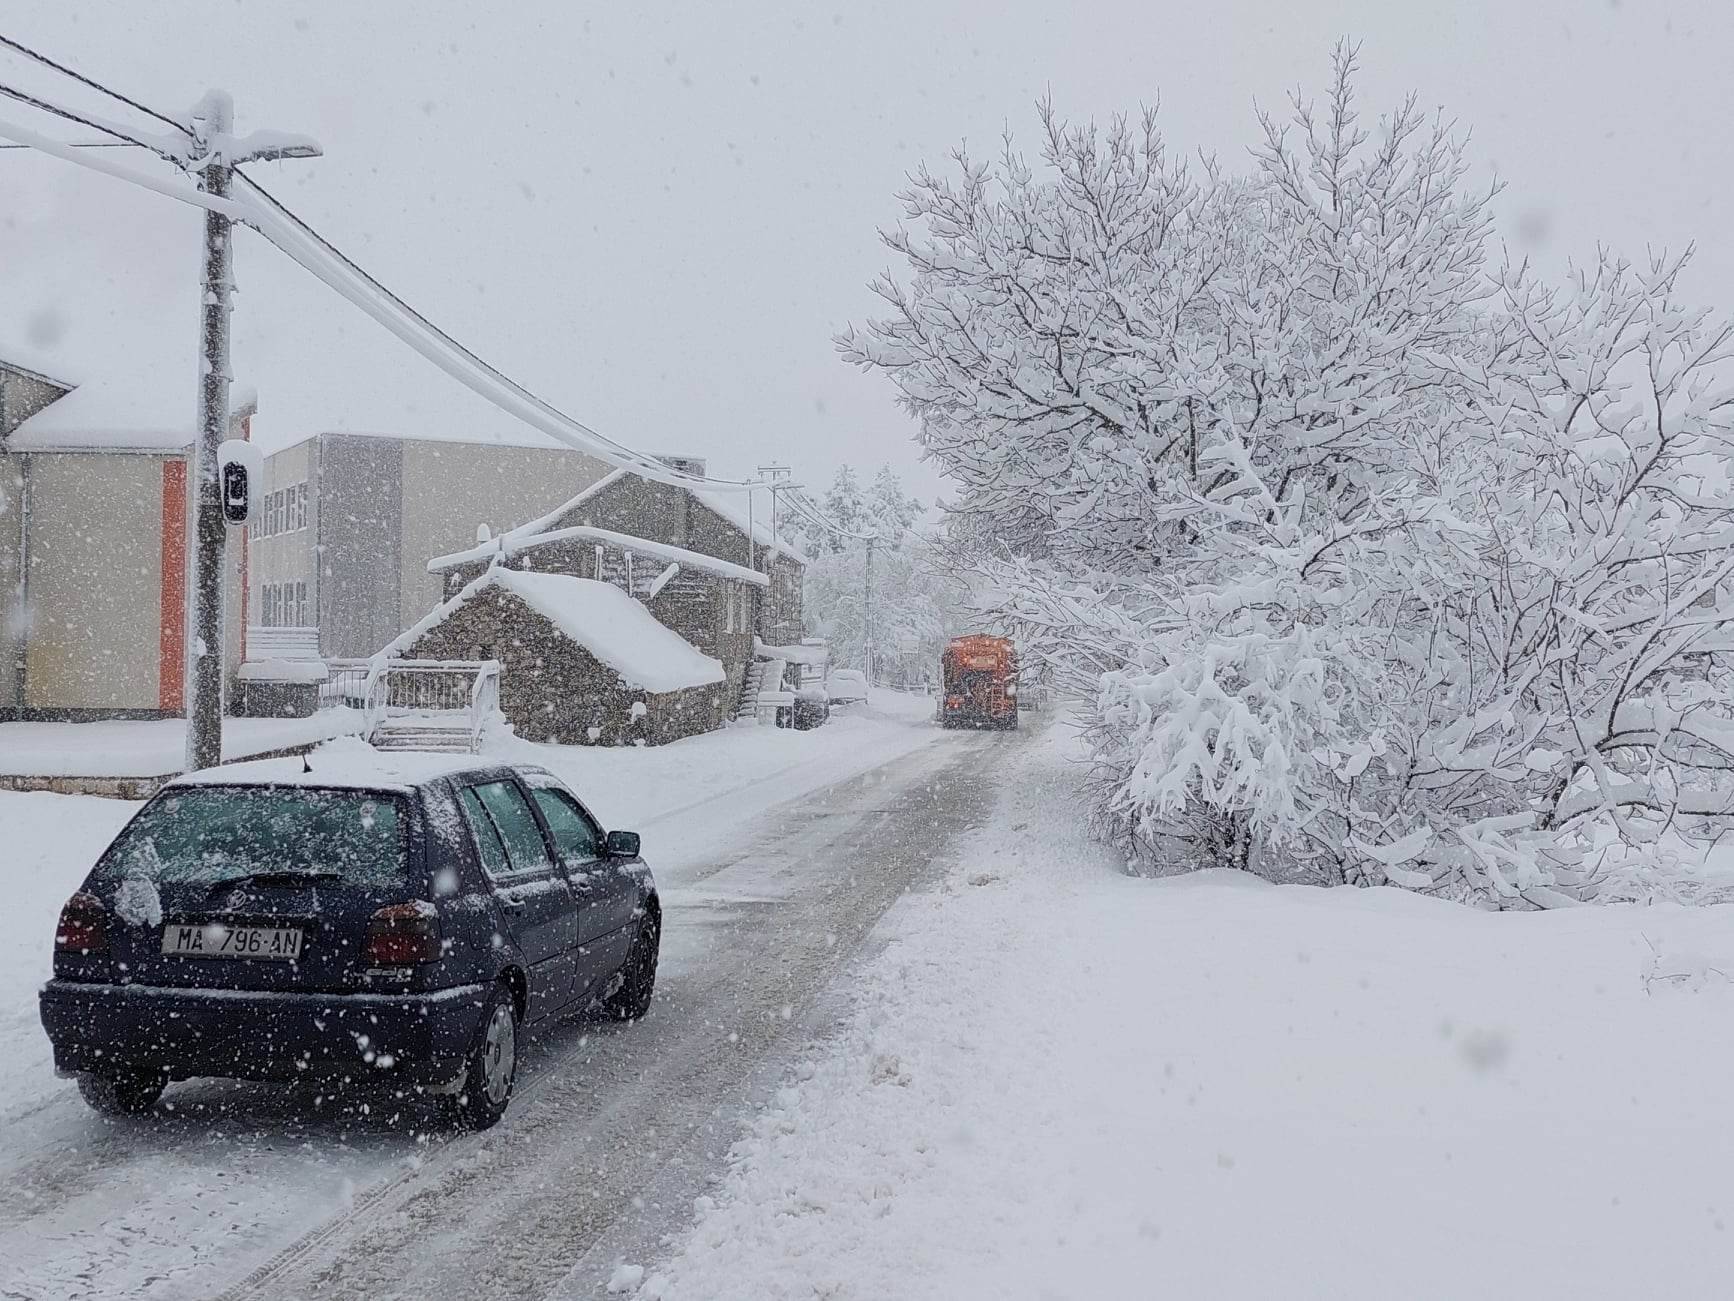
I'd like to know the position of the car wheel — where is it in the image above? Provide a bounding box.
[605,907,660,1021]
[76,1069,166,1117]
[446,982,518,1131]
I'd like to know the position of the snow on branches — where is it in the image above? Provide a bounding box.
[844,43,1734,906]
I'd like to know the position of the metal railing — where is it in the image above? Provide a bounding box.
[468,661,502,752]
[361,659,503,750]
[320,658,373,710]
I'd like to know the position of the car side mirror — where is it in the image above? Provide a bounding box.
[605,830,641,859]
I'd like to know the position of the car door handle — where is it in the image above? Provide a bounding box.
[499,896,526,913]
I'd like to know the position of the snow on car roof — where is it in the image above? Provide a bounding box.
[168,740,503,792]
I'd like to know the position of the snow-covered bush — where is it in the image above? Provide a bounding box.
[843,44,1734,906]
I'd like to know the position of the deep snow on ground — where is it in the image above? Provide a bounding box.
[0,792,139,1125]
[639,723,1734,1300]
[0,710,366,777]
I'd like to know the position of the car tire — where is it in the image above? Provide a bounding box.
[604,906,660,1021]
[76,1069,166,1117]
[445,981,518,1131]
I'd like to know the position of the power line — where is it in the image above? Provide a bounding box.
[0,32,188,132]
[1,41,770,495]
[0,78,164,152]
[232,173,767,493]
[783,487,880,542]
[0,138,141,148]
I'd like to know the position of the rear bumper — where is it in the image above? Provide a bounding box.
[39,978,490,1086]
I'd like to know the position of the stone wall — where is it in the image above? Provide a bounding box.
[402,585,726,746]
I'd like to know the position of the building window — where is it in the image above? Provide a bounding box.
[295,580,307,626]
[295,482,308,530]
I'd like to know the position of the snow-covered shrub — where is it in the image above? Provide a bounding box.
[844,44,1734,906]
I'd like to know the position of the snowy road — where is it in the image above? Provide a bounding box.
[0,707,1014,1301]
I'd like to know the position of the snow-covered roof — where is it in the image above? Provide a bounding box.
[474,465,808,570]
[1,353,189,454]
[265,427,609,459]
[0,355,74,390]
[755,637,829,666]
[693,487,810,565]
[427,522,770,587]
[499,466,632,541]
[384,568,726,694]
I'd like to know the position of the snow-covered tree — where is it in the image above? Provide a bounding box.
[794,465,964,684]
[843,43,1734,906]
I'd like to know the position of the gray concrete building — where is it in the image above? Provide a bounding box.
[248,432,612,658]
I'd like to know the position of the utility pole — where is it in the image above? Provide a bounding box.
[184,92,318,773]
[757,462,791,544]
[864,534,876,687]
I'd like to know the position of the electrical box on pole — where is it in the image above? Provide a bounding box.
[183,91,319,774]
[217,439,263,525]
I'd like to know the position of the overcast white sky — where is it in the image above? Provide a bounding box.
[4,0,1733,505]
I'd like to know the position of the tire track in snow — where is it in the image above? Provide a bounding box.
[192,730,1008,1301]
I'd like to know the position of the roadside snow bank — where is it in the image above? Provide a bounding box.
[643,724,1734,1299]
[0,792,139,1123]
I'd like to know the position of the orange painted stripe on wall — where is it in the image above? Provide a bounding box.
[160,460,187,712]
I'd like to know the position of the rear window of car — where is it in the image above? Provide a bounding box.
[92,786,410,891]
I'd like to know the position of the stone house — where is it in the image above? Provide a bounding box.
[384,566,729,746]
[468,466,807,646]
[429,518,771,715]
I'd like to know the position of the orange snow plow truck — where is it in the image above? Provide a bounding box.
[940,635,1020,730]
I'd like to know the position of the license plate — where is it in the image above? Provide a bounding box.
[162,923,304,960]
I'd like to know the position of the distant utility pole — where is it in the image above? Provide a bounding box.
[757,462,792,544]
[864,534,876,687]
[184,92,318,773]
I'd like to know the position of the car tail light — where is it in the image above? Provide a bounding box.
[55,891,109,955]
[364,901,441,965]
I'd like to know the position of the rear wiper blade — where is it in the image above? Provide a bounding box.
[205,870,342,889]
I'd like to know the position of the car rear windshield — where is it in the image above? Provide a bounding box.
[93,786,410,891]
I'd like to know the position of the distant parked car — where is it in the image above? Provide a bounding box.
[827,669,870,706]
[39,756,659,1130]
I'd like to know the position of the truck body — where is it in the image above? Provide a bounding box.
[940,635,1019,730]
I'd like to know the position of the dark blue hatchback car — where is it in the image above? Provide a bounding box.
[39,754,659,1129]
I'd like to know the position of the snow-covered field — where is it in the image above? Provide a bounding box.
[640,723,1734,1300]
